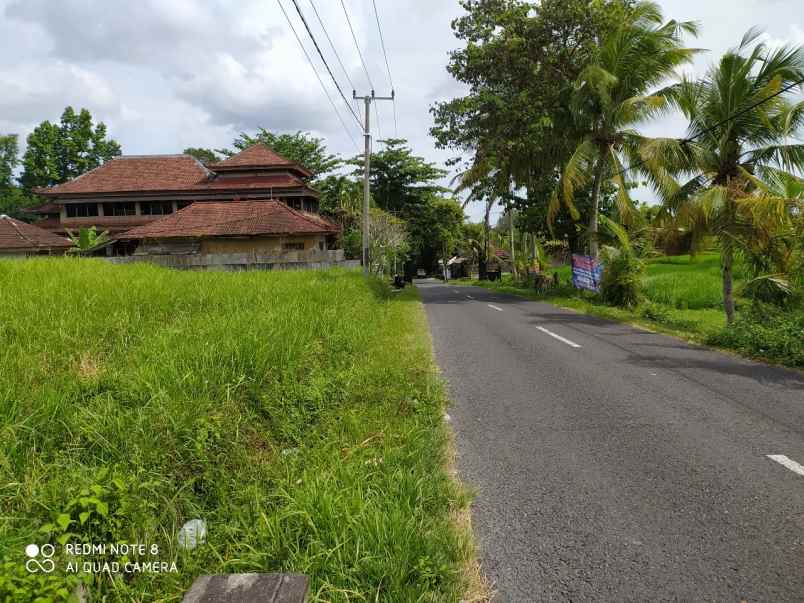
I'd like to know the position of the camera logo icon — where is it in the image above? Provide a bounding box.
[25,543,55,573]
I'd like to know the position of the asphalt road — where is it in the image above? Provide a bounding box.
[417,279,804,602]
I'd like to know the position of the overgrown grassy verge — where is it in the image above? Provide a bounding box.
[0,259,476,601]
[462,253,802,368]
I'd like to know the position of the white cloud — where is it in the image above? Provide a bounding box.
[1,0,801,220]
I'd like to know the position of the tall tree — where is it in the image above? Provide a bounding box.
[351,138,447,214]
[406,196,465,278]
[431,0,634,235]
[0,134,29,219]
[20,107,121,190]
[651,30,804,322]
[0,134,18,192]
[558,1,698,257]
[222,129,341,177]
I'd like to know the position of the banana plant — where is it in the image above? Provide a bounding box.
[66,226,111,255]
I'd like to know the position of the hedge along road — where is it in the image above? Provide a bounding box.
[416,278,804,602]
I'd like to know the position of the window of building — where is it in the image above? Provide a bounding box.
[102,202,137,216]
[283,242,305,251]
[141,202,174,215]
[65,203,99,218]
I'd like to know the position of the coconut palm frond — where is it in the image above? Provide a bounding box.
[561,139,597,206]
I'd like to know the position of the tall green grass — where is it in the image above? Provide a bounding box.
[0,259,473,601]
[643,253,743,310]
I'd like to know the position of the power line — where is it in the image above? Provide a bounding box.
[339,0,386,144]
[612,75,804,180]
[308,0,355,92]
[277,0,359,150]
[339,0,374,90]
[371,0,398,137]
[289,0,362,128]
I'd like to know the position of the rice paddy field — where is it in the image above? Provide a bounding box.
[0,259,476,601]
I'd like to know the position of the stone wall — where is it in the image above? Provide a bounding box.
[107,249,359,272]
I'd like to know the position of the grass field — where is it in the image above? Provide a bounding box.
[0,259,476,601]
[466,253,803,367]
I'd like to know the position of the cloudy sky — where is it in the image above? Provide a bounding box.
[1,0,803,222]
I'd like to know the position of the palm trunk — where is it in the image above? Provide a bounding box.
[480,200,491,280]
[509,208,516,280]
[443,243,449,282]
[722,244,736,324]
[589,152,606,259]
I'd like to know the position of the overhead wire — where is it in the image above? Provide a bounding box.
[339,0,374,90]
[371,0,398,137]
[339,0,384,143]
[289,0,362,128]
[277,0,359,150]
[308,0,355,92]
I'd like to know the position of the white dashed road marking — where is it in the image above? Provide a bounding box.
[536,326,582,349]
[487,304,504,312]
[767,455,804,476]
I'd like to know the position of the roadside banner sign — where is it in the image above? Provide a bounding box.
[571,254,603,292]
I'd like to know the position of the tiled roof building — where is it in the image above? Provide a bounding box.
[25,144,323,250]
[0,214,72,255]
[119,201,339,240]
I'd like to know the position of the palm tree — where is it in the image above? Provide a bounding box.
[556,1,699,257]
[650,29,804,322]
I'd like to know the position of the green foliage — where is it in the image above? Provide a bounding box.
[66,226,110,254]
[20,107,121,190]
[740,274,794,306]
[652,31,804,322]
[600,246,644,307]
[0,134,35,220]
[0,133,18,191]
[407,196,466,274]
[707,304,804,366]
[0,262,473,600]
[351,138,447,215]
[556,2,699,249]
[39,469,156,548]
[182,147,221,165]
[0,557,84,603]
[222,129,341,177]
[368,207,409,276]
[0,186,32,220]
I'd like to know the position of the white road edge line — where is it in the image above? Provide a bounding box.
[487,304,504,312]
[536,326,582,349]
[767,454,804,476]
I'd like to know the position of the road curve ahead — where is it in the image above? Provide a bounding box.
[417,279,804,602]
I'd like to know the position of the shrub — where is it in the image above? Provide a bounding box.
[600,246,644,308]
[707,304,804,366]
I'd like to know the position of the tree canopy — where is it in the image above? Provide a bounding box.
[182,147,222,165]
[220,129,341,177]
[20,106,121,191]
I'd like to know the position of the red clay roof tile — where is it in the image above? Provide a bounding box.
[209,144,312,176]
[118,201,340,240]
[35,149,316,196]
[36,155,211,195]
[0,215,72,250]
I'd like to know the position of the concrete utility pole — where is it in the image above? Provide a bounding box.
[353,89,394,275]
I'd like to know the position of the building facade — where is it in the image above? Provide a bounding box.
[26,144,323,255]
